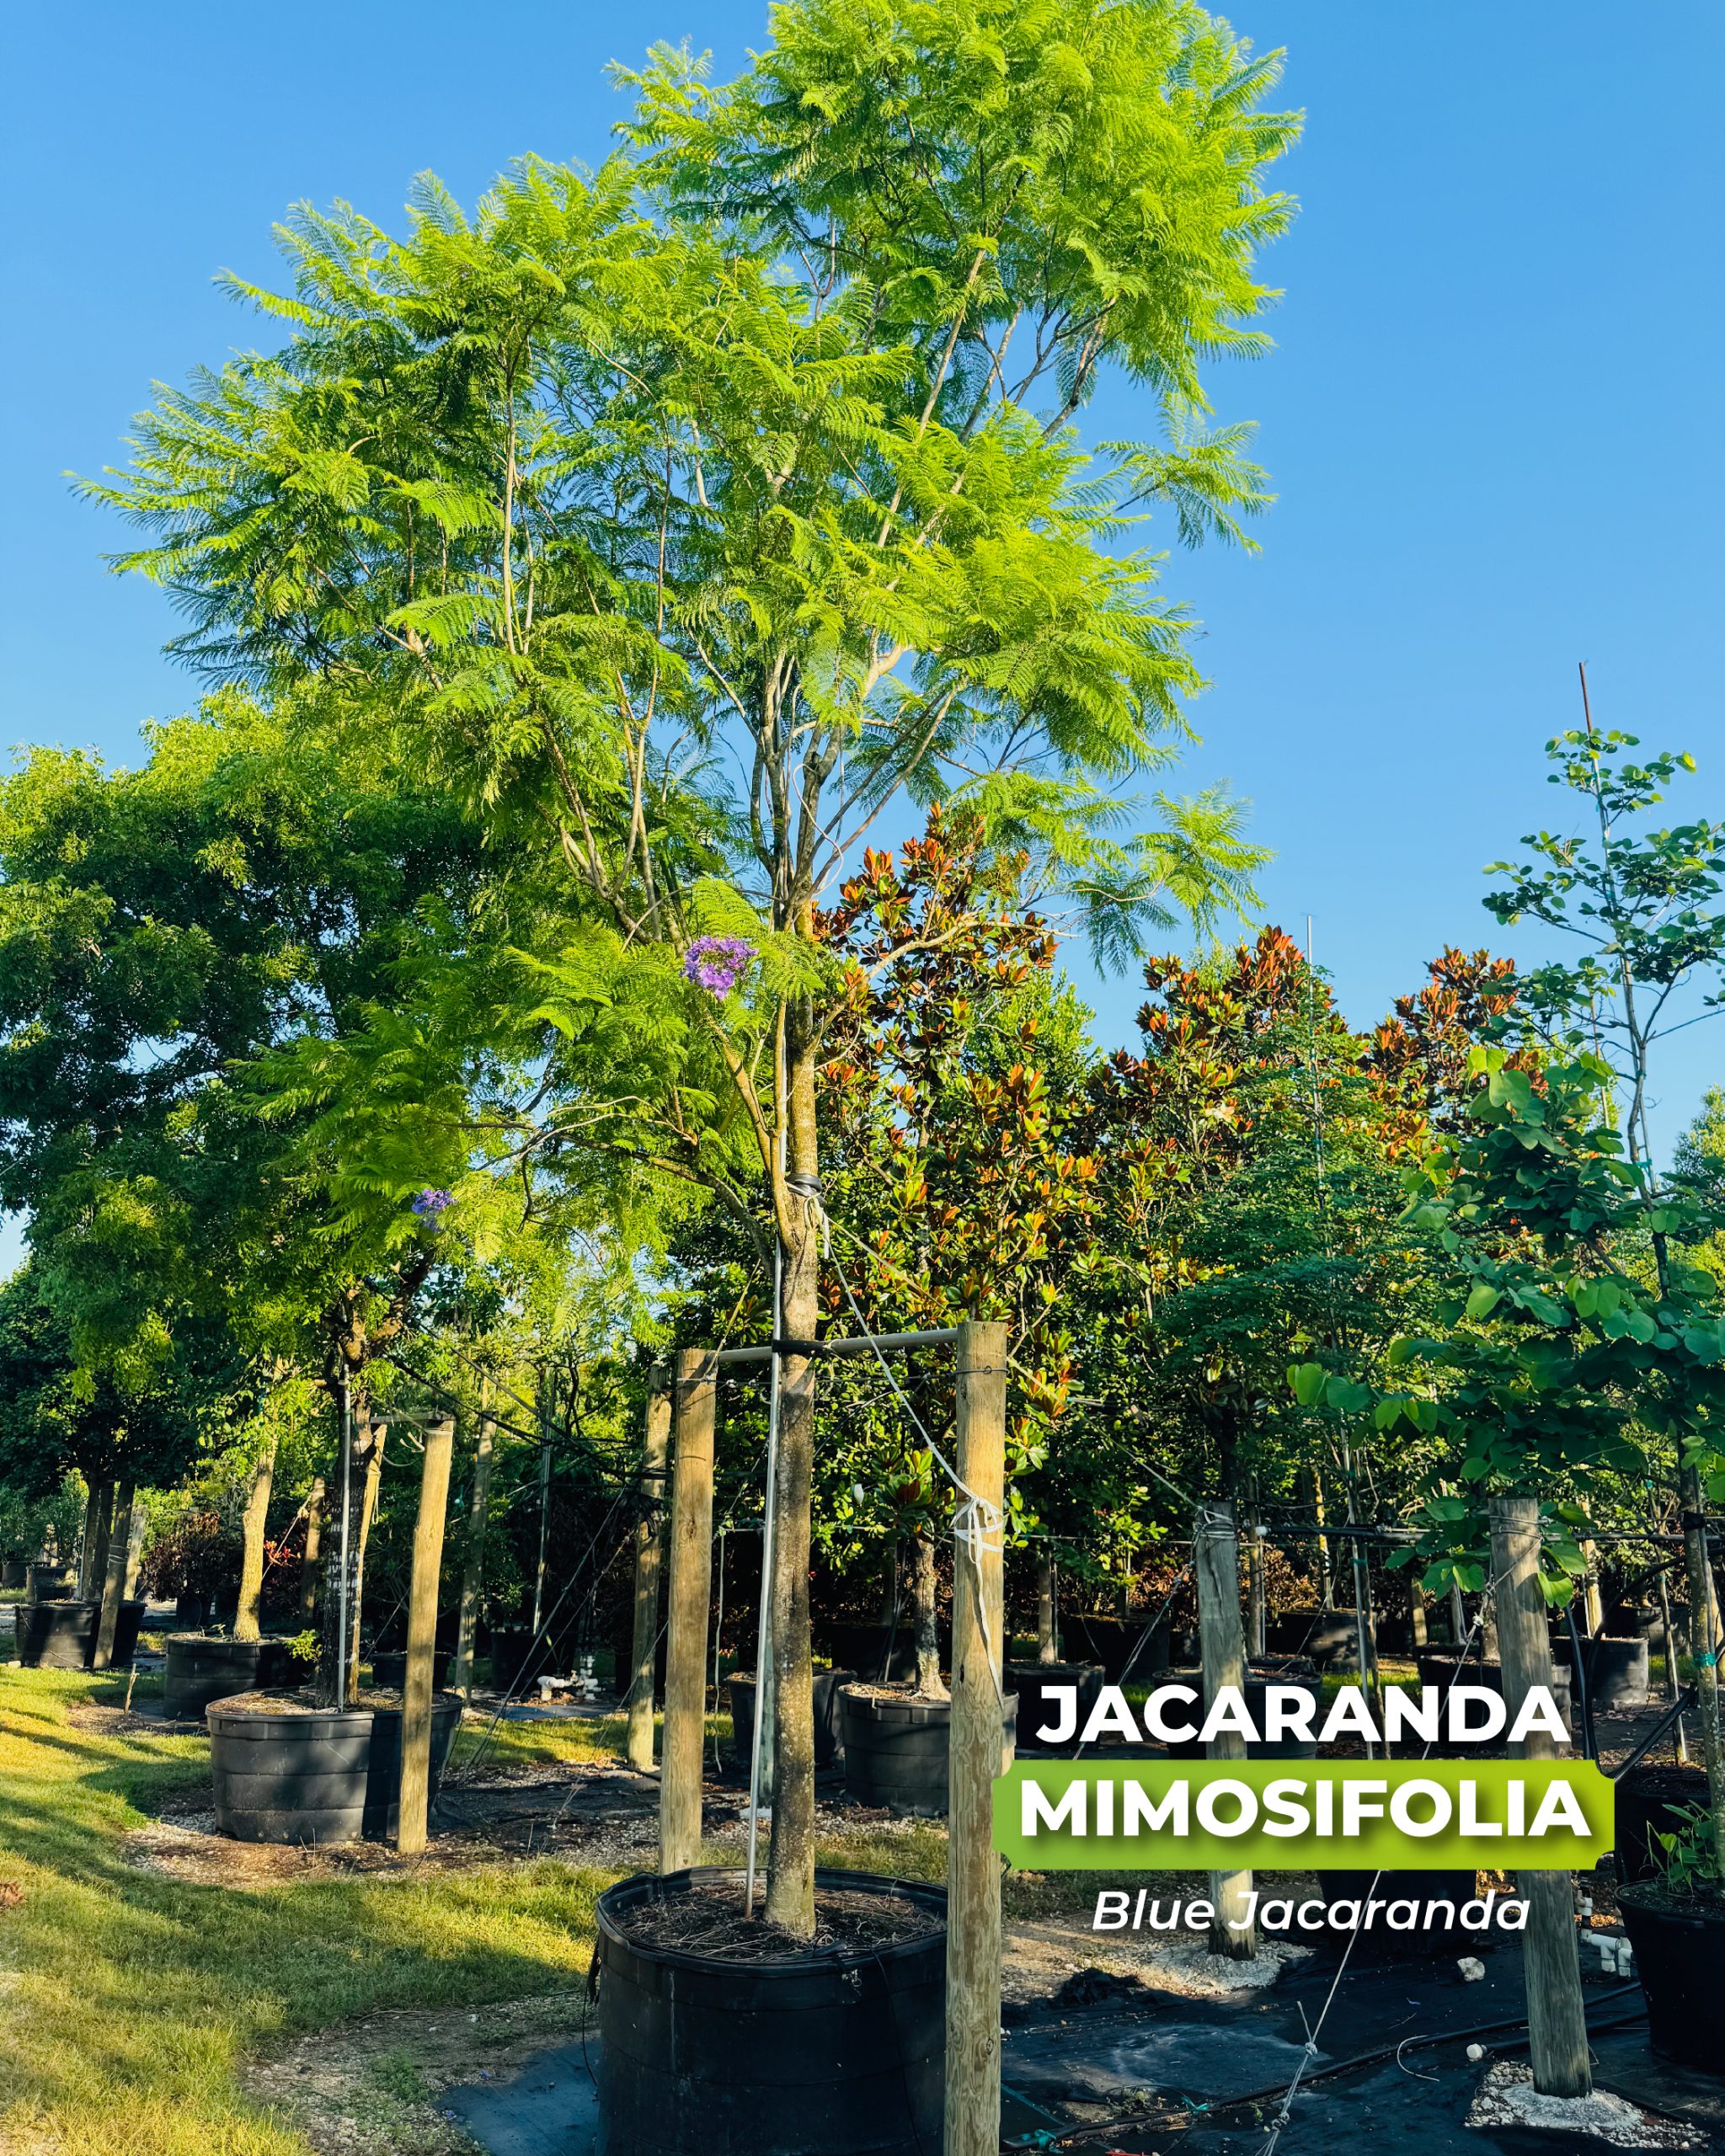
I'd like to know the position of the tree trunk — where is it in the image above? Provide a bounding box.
[452,1403,497,1696]
[1679,1460,1725,1864]
[316,1376,355,1707]
[625,1381,670,1770]
[1409,1572,1428,1650]
[911,1527,948,1700]
[299,1479,324,1623]
[398,1417,455,1854]
[76,1480,104,1599]
[660,1351,716,1874]
[92,1481,135,1670]
[1245,1497,1267,1659]
[345,1414,387,1700]
[234,1439,277,1644]
[122,1498,147,1600]
[764,1028,820,1938]
[1035,1549,1057,1665]
[1450,1583,1468,1649]
[83,1481,114,1605]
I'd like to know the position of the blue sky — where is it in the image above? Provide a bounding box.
[2,0,1722,1278]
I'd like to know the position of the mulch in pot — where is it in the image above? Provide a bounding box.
[608,1869,943,1964]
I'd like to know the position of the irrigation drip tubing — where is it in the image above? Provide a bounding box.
[1049,1993,1653,2148]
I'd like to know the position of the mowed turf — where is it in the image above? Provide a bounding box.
[0,1664,619,2156]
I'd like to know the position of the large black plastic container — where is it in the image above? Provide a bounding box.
[163,1634,302,1720]
[1006,1660,1104,1753]
[1064,1612,1170,1682]
[595,1867,947,2156]
[208,1697,377,1843]
[727,1669,853,1771]
[1,1557,25,1591]
[1554,1635,1650,1711]
[1416,1654,1573,1717]
[362,1694,464,1837]
[1316,1870,1488,1959]
[1613,1764,1710,1886]
[485,1624,557,1695]
[1619,1886,1725,2072]
[369,1647,454,1694]
[14,1599,96,1668]
[1160,1675,1324,1761]
[839,1686,1018,1814]
[820,1623,920,1684]
[28,1564,77,1603]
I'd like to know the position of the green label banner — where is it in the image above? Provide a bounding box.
[993,1758,1614,1871]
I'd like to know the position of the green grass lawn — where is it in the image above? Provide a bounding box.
[0,1665,622,2155]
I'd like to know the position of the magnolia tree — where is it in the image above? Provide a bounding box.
[99,0,1298,1931]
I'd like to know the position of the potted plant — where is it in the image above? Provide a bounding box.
[1619,1802,1725,2072]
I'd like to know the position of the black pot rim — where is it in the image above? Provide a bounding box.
[597,1865,947,1977]
[206,1694,377,1734]
[1618,1880,1725,1924]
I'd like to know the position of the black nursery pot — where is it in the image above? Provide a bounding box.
[1064,1611,1170,1682]
[1613,1764,1710,1886]
[1316,1870,1488,1960]
[595,1866,947,2156]
[163,1634,304,1721]
[208,1696,377,1844]
[727,1669,853,1770]
[361,1693,464,1837]
[369,1647,454,1693]
[1553,1634,1650,1711]
[13,1598,96,1668]
[1160,1676,1323,1761]
[838,1684,1018,1814]
[1,1558,25,1591]
[1006,1660,1104,1753]
[1618,1885,1725,2073]
[28,1564,77,1604]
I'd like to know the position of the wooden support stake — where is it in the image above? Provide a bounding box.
[1196,1498,1257,1958]
[92,1481,134,1670]
[627,1380,671,1772]
[945,1318,1007,2156]
[660,1349,716,1874]
[398,1415,455,1855]
[1487,1495,1590,2097]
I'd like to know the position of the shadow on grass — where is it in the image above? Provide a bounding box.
[0,1666,619,2154]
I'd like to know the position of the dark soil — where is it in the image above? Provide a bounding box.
[612,1871,943,1963]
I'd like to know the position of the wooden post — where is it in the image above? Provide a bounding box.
[1036,1547,1057,1664]
[660,1349,716,1874]
[397,1415,455,1855]
[1487,1496,1590,2097]
[92,1482,135,1670]
[944,1318,1007,2156]
[451,1402,496,1694]
[1196,1498,1257,1958]
[1581,1538,1605,1638]
[627,1378,671,1771]
[234,1441,277,1643]
[299,1479,325,1622]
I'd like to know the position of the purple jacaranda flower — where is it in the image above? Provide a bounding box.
[682,936,756,995]
[410,1187,454,1219]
